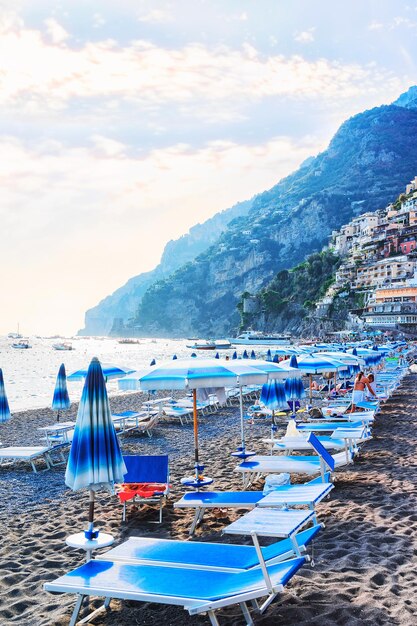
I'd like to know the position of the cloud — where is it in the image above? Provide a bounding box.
[44,18,69,44]
[0,133,321,334]
[137,9,172,23]
[294,28,315,44]
[368,20,384,31]
[0,19,404,118]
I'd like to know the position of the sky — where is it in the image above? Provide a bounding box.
[1,0,416,336]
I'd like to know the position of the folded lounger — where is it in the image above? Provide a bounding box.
[174,476,333,534]
[97,524,321,571]
[236,433,348,487]
[44,556,306,626]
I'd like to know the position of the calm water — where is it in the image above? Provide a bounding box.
[0,336,218,412]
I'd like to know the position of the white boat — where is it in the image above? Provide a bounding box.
[52,342,73,351]
[8,324,23,339]
[214,339,232,349]
[186,339,216,350]
[228,331,293,346]
[118,338,141,344]
[12,339,32,349]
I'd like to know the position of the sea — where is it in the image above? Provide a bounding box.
[0,336,217,413]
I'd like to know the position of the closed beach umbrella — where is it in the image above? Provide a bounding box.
[273,354,279,363]
[172,354,178,360]
[250,350,256,359]
[285,376,306,415]
[0,369,11,423]
[232,351,238,359]
[243,350,249,359]
[289,355,298,368]
[52,363,70,422]
[68,363,134,381]
[266,349,272,361]
[215,352,220,359]
[260,379,288,410]
[150,358,156,366]
[65,357,126,540]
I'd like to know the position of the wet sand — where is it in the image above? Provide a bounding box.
[0,379,416,625]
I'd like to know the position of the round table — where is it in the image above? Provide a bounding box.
[66,532,114,561]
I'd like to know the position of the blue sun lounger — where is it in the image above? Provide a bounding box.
[174,476,332,534]
[96,524,321,571]
[44,556,306,625]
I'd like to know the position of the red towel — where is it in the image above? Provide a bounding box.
[117,482,168,502]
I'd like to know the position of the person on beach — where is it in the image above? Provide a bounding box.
[365,373,377,399]
[350,371,377,412]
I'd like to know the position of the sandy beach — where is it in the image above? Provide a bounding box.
[0,379,416,626]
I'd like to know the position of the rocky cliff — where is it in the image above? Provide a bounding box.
[78,198,252,335]
[130,87,417,337]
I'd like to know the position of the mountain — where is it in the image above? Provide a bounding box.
[78,199,252,335]
[128,87,417,337]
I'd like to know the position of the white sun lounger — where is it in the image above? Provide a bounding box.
[236,433,349,487]
[44,556,306,625]
[174,476,332,534]
[0,446,53,473]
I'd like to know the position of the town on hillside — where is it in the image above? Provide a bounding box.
[317,176,417,334]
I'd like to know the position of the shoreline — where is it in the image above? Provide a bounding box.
[0,377,416,624]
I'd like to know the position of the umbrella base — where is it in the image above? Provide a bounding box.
[181,476,214,489]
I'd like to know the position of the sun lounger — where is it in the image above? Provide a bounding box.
[162,406,192,425]
[0,446,53,473]
[174,476,332,533]
[44,555,306,626]
[236,433,349,487]
[117,455,170,522]
[97,524,321,570]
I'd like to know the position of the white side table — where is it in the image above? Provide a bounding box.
[66,532,114,561]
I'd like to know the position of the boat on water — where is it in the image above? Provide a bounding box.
[52,342,73,351]
[118,338,141,344]
[12,339,32,349]
[8,324,23,339]
[228,331,293,346]
[186,339,216,350]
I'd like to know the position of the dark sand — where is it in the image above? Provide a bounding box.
[0,379,416,625]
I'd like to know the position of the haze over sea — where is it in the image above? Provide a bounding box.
[0,336,203,412]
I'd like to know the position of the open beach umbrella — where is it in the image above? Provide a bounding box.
[51,363,70,422]
[65,357,126,540]
[137,358,267,474]
[68,363,134,382]
[281,354,346,401]
[248,359,302,380]
[0,369,11,423]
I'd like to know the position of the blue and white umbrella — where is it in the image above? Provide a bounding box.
[247,359,302,380]
[282,354,346,401]
[260,379,288,410]
[51,363,70,421]
[65,357,126,540]
[266,349,272,361]
[68,363,134,381]
[0,369,11,423]
[137,358,268,471]
[250,350,256,359]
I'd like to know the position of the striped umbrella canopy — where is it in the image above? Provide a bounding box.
[68,363,134,381]
[346,348,382,366]
[247,359,302,380]
[65,357,126,540]
[137,358,268,464]
[0,368,11,423]
[260,379,288,410]
[51,363,71,421]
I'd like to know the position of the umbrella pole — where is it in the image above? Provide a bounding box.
[309,374,312,404]
[87,490,95,540]
[239,386,245,451]
[193,389,199,480]
[57,409,60,423]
